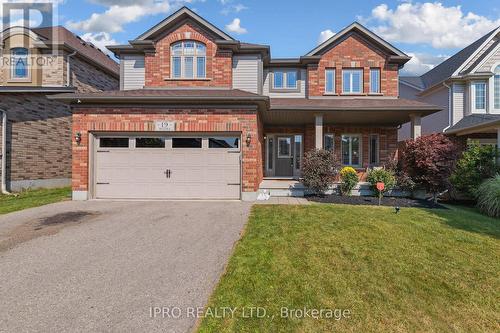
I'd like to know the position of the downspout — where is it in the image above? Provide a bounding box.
[0,109,11,194]
[442,81,452,132]
[66,51,77,87]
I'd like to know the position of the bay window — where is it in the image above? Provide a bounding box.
[171,41,206,79]
[472,82,486,112]
[342,69,363,94]
[342,135,361,166]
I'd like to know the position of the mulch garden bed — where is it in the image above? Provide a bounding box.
[306,195,446,209]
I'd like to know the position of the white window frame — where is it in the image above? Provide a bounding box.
[471,81,487,113]
[493,64,500,111]
[342,69,363,94]
[325,69,335,94]
[10,47,30,81]
[272,70,298,90]
[277,137,292,158]
[324,133,334,151]
[369,68,380,94]
[170,41,206,79]
[341,134,362,167]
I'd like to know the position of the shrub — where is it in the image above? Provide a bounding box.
[340,166,358,196]
[400,133,460,203]
[476,175,500,218]
[384,159,416,191]
[302,149,340,195]
[366,168,396,194]
[450,143,498,197]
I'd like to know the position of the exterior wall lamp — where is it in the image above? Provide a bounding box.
[246,133,252,147]
[75,132,82,145]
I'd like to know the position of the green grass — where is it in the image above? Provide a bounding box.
[198,204,500,333]
[0,187,71,215]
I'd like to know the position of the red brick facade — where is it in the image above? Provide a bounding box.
[72,108,263,194]
[307,33,399,97]
[144,21,232,88]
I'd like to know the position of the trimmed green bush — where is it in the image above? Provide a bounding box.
[450,143,498,197]
[476,175,500,218]
[366,168,396,194]
[340,167,358,196]
[302,149,340,195]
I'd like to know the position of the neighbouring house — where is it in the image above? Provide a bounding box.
[399,26,500,150]
[0,25,119,192]
[50,7,440,201]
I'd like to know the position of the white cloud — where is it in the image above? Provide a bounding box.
[363,2,500,49]
[317,29,335,45]
[225,17,247,34]
[81,32,117,56]
[66,0,177,33]
[401,52,449,75]
[221,3,248,15]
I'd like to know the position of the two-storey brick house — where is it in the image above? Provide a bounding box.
[0,25,119,192]
[52,7,440,201]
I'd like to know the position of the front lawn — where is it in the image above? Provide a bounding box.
[198,204,499,332]
[0,187,71,215]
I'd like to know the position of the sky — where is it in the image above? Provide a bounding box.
[7,0,500,75]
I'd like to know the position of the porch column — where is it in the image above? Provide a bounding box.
[315,114,323,149]
[410,114,422,139]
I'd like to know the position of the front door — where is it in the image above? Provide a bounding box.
[275,136,294,177]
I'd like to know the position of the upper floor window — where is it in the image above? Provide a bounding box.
[171,41,206,79]
[370,68,380,94]
[11,47,29,79]
[472,82,487,112]
[325,69,335,93]
[342,69,363,94]
[494,65,500,109]
[273,70,298,90]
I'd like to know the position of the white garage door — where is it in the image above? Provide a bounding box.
[94,134,241,199]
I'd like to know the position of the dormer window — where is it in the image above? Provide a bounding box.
[171,41,206,79]
[11,47,29,79]
[272,70,298,90]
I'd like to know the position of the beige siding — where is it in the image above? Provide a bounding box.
[479,44,500,72]
[232,55,261,94]
[462,37,497,73]
[122,55,145,90]
[263,68,306,98]
[452,83,465,125]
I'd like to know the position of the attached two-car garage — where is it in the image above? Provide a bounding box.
[93,134,241,200]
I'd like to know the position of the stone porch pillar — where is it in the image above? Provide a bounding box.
[410,114,422,139]
[315,114,323,149]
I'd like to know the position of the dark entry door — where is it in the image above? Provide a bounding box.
[275,136,294,177]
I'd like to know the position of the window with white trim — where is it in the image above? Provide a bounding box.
[324,133,334,151]
[341,135,361,166]
[370,68,380,94]
[472,82,487,112]
[494,65,500,109]
[369,134,379,165]
[342,69,363,94]
[273,70,298,89]
[11,47,29,79]
[171,41,206,79]
[325,69,335,93]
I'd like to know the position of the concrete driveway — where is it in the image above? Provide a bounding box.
[0,200,251,333]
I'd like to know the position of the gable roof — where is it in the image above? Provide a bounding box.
[305,22,409,61]
[33,26,119,77]
[135,6,234,41]
[399,76,425,90]
[418,28,498,89]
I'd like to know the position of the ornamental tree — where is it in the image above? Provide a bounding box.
[400,133,460,203]
[302,149,340,195]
